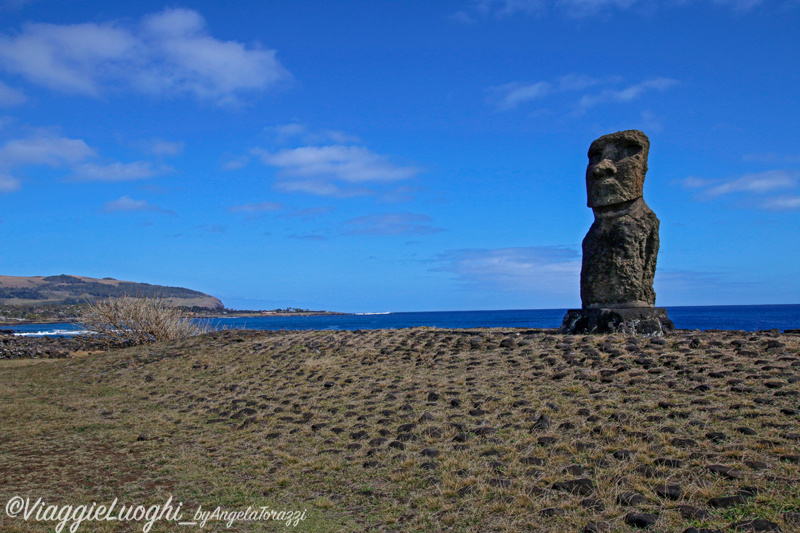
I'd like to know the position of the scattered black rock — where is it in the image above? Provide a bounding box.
[579,498,605,512]
[552,478,594,496]
[654,457,683,468]
[624,512,658,528]
[617,492,645,506]
[708,494,750,508]
[537,436,557,446]
[730,519,782,532]
[653,484,682,500]
[745,460,768,470]
[532,414,552,430]
[676,505,710,520]
[707,464,742,479]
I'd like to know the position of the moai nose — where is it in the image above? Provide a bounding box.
[592,159,617,177]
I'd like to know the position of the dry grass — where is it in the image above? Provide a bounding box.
[79,296,206,346]
[0,328,798,532]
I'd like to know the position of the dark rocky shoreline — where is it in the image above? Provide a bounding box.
[0,330,126,359]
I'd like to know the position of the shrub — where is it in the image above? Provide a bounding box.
[80,296,207,345]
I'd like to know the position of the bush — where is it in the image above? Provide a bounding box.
[80,296,207,345]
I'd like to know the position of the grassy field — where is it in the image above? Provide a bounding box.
[1,328,798,532]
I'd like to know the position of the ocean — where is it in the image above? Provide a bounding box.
[5,304,799,337]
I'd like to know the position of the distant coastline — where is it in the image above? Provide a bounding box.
[0,308,346,327]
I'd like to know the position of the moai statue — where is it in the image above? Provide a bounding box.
[561,130,673,336]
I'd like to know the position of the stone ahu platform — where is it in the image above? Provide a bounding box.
[561,307,674,336]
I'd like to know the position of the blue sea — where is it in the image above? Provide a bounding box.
[5,304,799,337]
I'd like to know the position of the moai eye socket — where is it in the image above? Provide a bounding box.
[618,143,643,160]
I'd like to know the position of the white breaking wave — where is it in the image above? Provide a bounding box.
[14,329,91,337]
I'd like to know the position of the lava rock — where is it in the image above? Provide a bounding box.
[624,512,658,528]
[552,478,595,496]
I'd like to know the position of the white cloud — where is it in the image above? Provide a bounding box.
[742,152,800,164]
[0,171,19,192]
[289,234,328,241]
[700,169,798,199]
[70,161,171,182]
[380,185,417,204]
[0,22,136,95]
[0,135,95,167]
[489,81,551,111]
[759,195,800,211]
[101,195,173,214]
[676,169,800,210]
[0,8,289,105]
[287,206,335,218]
[221,155,250,171]
[262,145,419,184]
[150,140,184,156]
[345,213,444,235]
[274,179,374,198]
[638,110,663,133]
[257,144,421,197]
[195,224,227,234]
[578,77,678,109]
[1,0,36,10]
[0,131,173,189]
[475,0,547,17]
[450,10,478,23]
[556,0,639,16]
[490,74,675,113]
[228,201,284,213]
[255,125,422,198]
[434,246,580,296]
[489,74,606,111]
[0,80,25,105]
[672,176,721,189]
[557,73,603,91]
[266,123,362,145]
[466,0,768,18]
[712,0,764,11]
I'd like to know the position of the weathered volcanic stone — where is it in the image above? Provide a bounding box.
[562,130,672,336]
[562,307,673,336]
[582,198,659,307]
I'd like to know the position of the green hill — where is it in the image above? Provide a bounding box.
[0,274,223,309]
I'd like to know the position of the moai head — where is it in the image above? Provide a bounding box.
[586,130,650,208]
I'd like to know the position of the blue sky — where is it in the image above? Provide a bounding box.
[0,0,798,312]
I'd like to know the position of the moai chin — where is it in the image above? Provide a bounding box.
[561,130,673,336]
